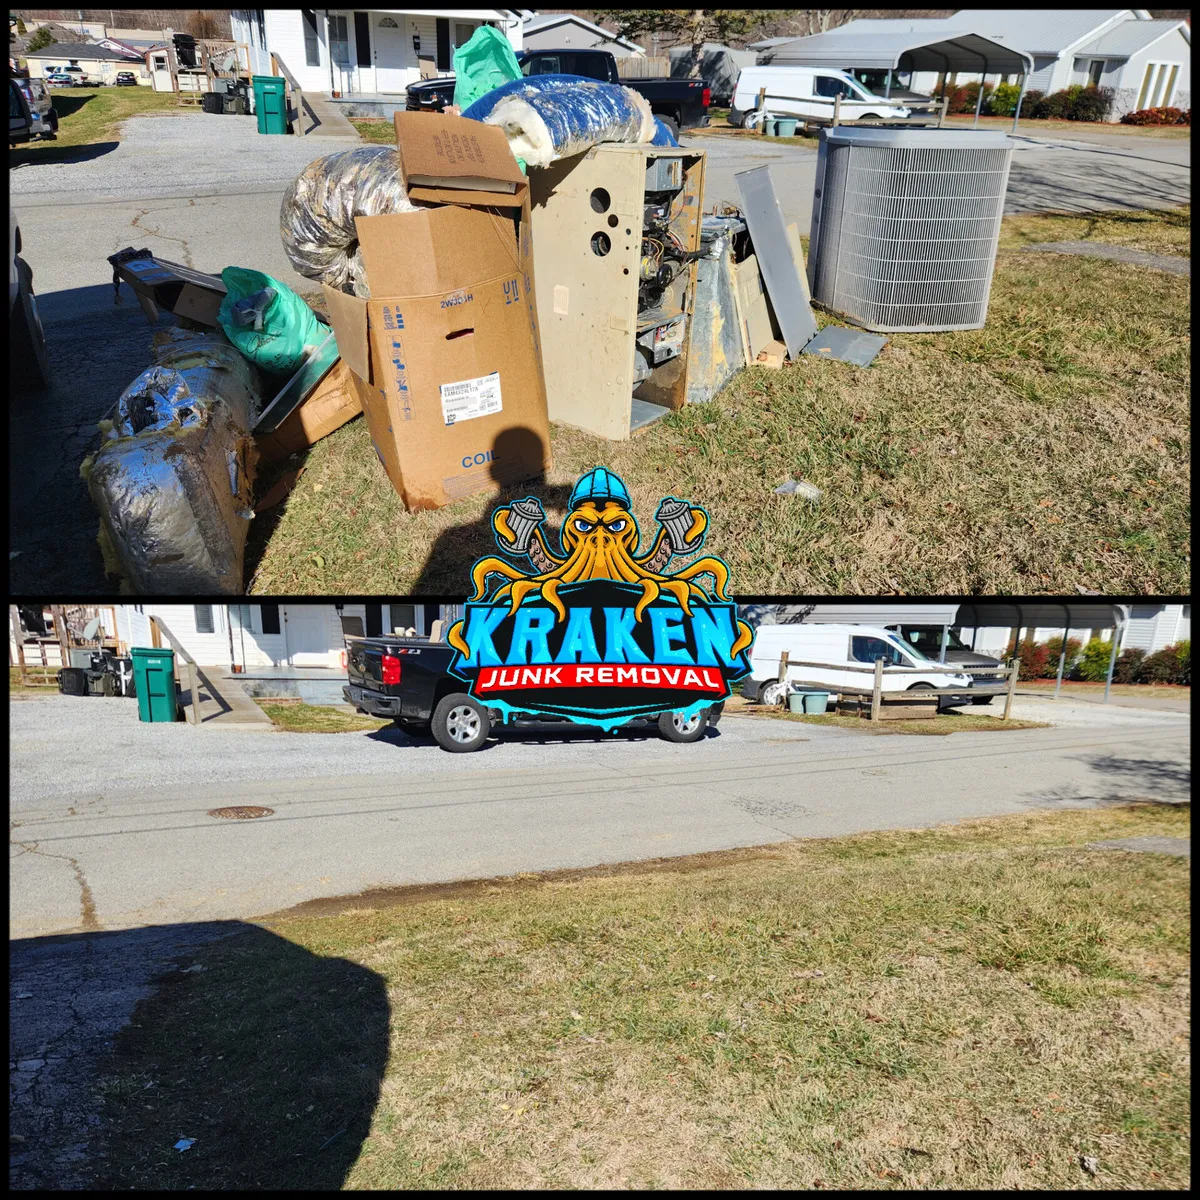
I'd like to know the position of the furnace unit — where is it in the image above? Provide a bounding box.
[530,145,706,440]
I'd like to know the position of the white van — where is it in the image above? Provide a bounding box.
[730,66,911,128]
[742,623,973,707]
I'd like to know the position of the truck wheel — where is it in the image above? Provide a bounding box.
[658,709,707,743]
[658,114,679,139]
[431,693,490,752]
[971,696,994,706]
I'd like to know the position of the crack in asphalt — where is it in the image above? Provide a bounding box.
[9,834,102,933]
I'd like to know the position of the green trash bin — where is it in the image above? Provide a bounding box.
[130,647,179,723]
[252,75,289,136]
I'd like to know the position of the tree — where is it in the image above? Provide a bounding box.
[26,26,55,53]
[16,17,27,35]
[594,9,786,75]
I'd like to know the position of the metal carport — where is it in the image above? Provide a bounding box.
[759,30,1034,130]
[956,602,1129,702]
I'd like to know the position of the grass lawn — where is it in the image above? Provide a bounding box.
[723,699,1047,735]
[942,114,1191,139]
[91,804,1189,1189]
[10,85,185,166]
[8,666,58,694]
[349,116,397,143]
[247,204,1189,595]
[1020,680,1191,700]
[255,700,390,733]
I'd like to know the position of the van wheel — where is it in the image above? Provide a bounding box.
[431,693,490,752]
[971,696,994,706]
[758,679,789,706]
[658,709,707,743]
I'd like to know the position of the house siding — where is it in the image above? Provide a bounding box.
[1118,28,1191,114]
[523,20,638,57]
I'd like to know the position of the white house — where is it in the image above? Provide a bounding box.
[797,10,1191,120]
[521,12,644,57]
[229,8,525,96]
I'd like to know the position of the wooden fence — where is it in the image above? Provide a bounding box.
[769,651,1019,721]
[616,56,669,79]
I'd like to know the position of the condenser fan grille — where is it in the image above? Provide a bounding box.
[809,130,1015,333]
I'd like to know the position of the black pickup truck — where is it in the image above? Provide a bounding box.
[405,48,710,138]
[344,635,723,752]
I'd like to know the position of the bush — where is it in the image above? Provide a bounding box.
[1070,85,1114,121]
[944,80,994,115]
[1043,636,1083,675]
[1141,642,1190,686]
[1077,637,1116,682]
[1021,85,1113,122]
[17,17,28,35]
[1006,636,1052,681]
[986,81,1022,117]
[1121,106,1190,126]
[26,26,54,53]
[1113,648,1146,684]
[1018,89,1044,117]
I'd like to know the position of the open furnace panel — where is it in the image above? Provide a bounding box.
[529,146,705,440]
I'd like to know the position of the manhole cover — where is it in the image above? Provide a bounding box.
[208,806,275,820]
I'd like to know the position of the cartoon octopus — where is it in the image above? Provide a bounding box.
[461,469,751,656]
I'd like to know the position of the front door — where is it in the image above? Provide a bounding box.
[374,14,409,93]
[284,605,329,667]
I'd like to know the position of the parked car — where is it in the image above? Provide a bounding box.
[344,635,723,752]
[114,70,138,86]
[10,209,52,390]
[406,46,710,138]
[46,65,88,86]
[730,66,911,128]
[886,625,1008,705]
[16,77,57,139]
[741,623,973,708]
[44,71,78,87]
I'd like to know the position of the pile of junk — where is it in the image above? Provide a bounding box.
[82,27,885,596]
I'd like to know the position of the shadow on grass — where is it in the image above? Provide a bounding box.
[79,922,390,1190]
[42,90,98,121]
[10,139,119,168]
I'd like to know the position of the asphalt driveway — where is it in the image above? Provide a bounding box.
[10,692,1190,940]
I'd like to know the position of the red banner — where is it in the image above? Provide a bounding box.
[475,664,725,693]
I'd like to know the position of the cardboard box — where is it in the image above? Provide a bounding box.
[322,115,551,512]
[255,359,362,465]
[394,111,527,208]
[110,253,226,326]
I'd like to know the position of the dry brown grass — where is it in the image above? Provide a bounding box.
[254,701,390,733]
[93,805,1189,1190]
[246,205,1189,596]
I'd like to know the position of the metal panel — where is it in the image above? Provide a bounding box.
[809,128,1014,333]
[801,325,886,367]
[735,165,819,358]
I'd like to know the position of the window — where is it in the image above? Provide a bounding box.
[814,75,856,100]
[260,604,281,636]
[850,635,907,667]
[524,54,561,76]
[391,604,416,632]
[231,604,253,630]
[454,22,475,49]
[366,603,383,638]
[340,615,365,638]
[1088,59,1104,87]
[354,11,371,66]
[194,605,215,634]
[302,9,320,67]
[1137,61,1180,110]
[327,13,350,66]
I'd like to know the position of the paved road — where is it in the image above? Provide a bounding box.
[10,693,1189,940]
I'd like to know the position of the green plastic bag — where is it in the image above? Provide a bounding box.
[452,25,523,112]
[218,267,331,377]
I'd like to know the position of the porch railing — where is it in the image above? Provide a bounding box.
[270,51,307,137]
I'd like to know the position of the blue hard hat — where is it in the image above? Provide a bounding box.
[569,467,630,511]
